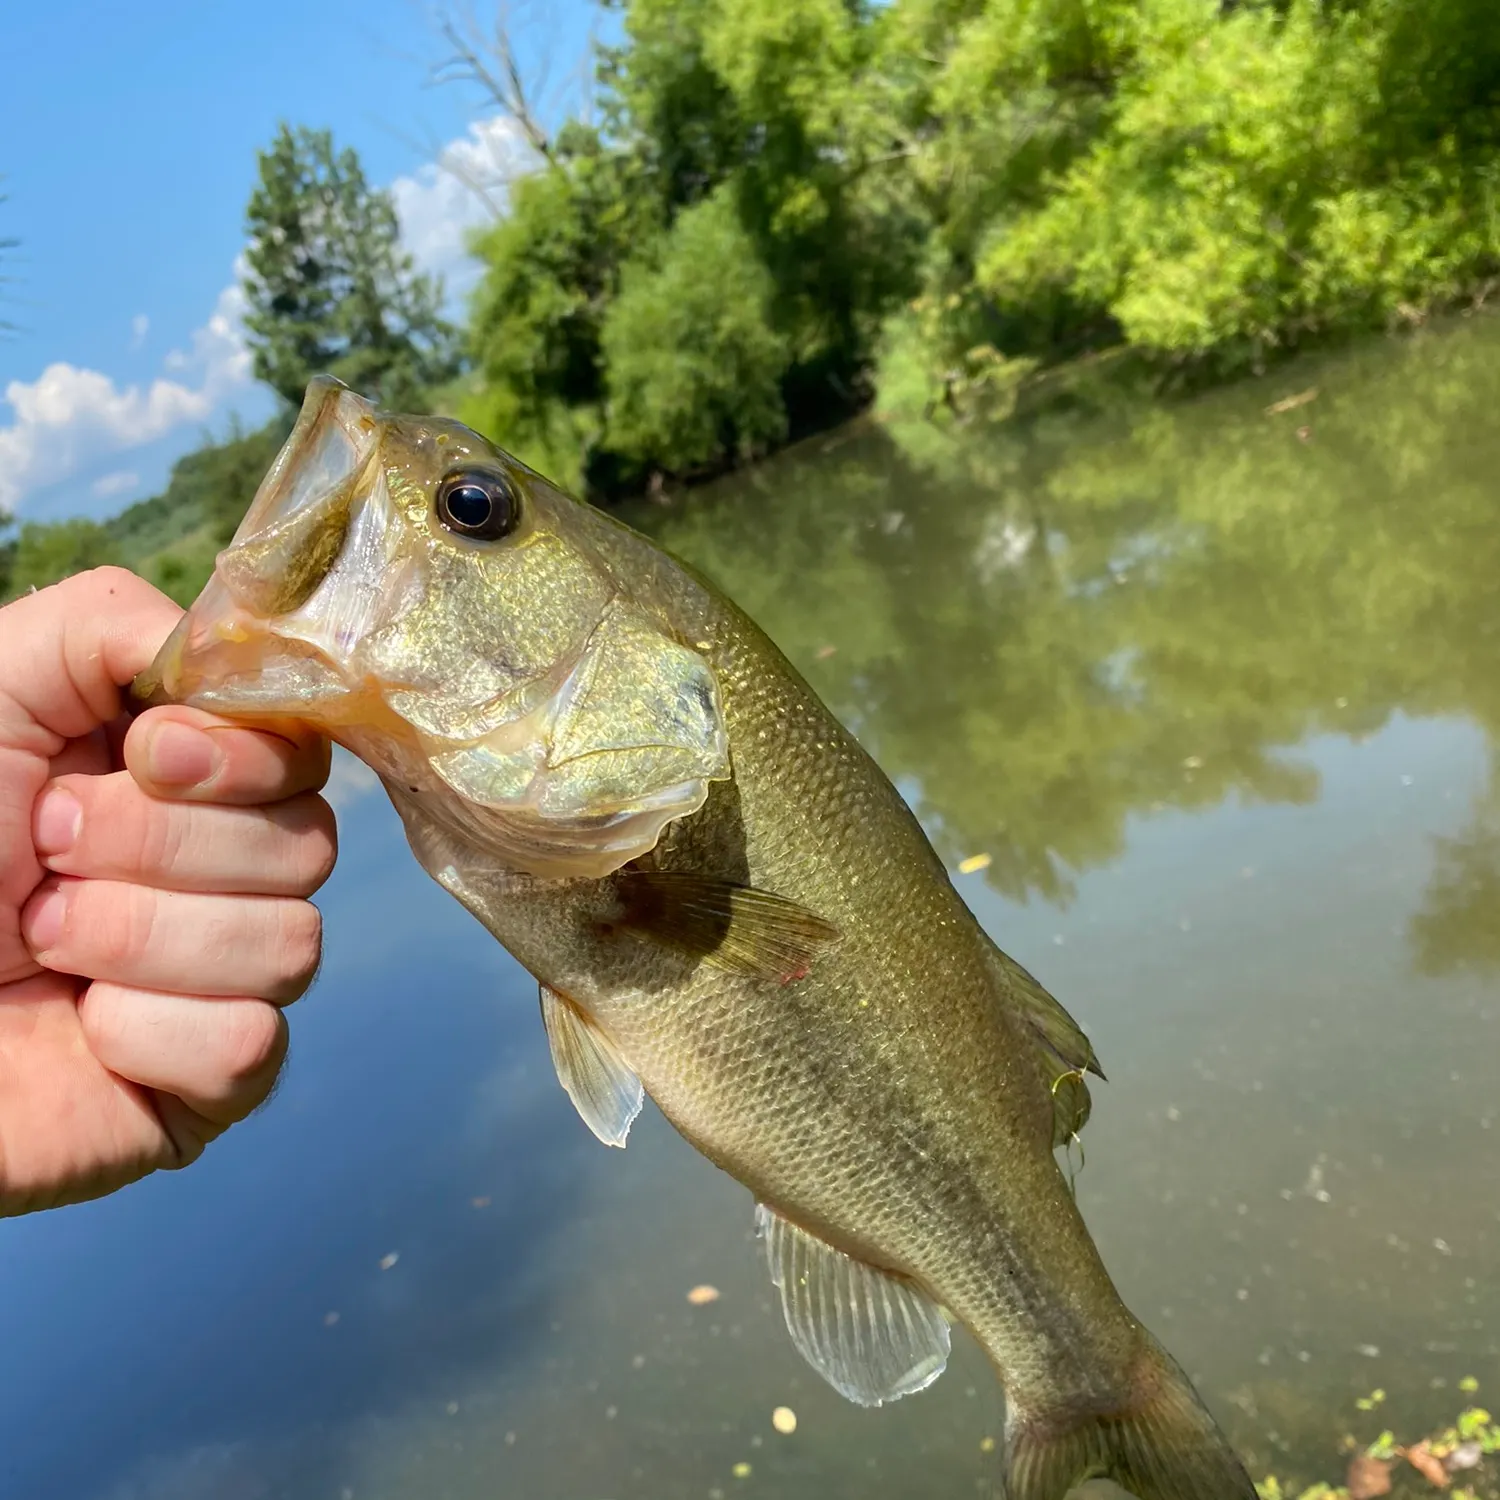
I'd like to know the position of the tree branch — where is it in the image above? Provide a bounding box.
[432,2,558,167]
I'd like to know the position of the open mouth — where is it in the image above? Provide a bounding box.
[136,378,389,719]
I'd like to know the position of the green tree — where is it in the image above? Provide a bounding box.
[875,0,1500,420]
[464,0,923,492]
[464,121,654,491]
[242,125,460,410]
[457,0,1500,494]
[602,187,790,474]
[0,519,16,598]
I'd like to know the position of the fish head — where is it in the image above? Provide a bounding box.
[141,377,729,877]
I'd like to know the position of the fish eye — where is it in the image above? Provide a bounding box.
[435,468,519,541]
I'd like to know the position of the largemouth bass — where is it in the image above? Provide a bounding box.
[140,378,1257,1500]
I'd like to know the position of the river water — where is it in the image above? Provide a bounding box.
[4,315,1500,1499]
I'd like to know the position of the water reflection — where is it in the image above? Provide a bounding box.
[3,315,1499,1500]
[646,312,1500,938]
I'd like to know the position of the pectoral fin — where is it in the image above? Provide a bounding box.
[539,984,644,1148]
[614,870,839,980]
[755,1204,950,1407]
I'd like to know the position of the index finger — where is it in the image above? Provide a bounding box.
[125,706,332,806]
[0,569,180,748]
[0,570,181,925]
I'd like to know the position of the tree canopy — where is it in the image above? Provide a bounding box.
[243,125,461,411]
[458,0,1500,493]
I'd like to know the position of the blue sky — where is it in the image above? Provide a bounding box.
[0,0,601,524]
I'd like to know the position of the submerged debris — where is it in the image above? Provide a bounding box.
[1265,388,1320,416]
[1256,1380,1500,1499]
[1404,1441,1449,1488]
[1345,1454,1391,1498]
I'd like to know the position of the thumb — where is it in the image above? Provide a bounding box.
[0,568,182,746]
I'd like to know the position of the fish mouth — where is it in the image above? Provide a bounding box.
[137,377,393,723]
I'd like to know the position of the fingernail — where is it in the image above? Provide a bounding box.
[24,883,67,953]
[33,787,82,856]
[147,721,220,788]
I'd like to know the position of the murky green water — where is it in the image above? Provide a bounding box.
[5,315,1500,1499]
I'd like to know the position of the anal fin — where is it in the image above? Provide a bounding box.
[754,1203,950,1407]
[539,984,644,1148]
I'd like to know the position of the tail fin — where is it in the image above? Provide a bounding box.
[1003,1335,1257,1500]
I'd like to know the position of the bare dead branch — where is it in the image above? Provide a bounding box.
[431,2,558,167]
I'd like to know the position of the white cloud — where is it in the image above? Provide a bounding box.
[90,469,139,499]
[0,277,251,516]
[391,115,531,287]
[162,268,251,384]
[0,113,528,517]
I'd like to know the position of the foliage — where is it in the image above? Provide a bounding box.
[466,0,925,494]
[5,519,119,597]
[879,0,1500,420]
[601,186,790,474]
[462,121,651,491]
[243,125,460,411]
[0,524,14,599]
[462,0,1500,488]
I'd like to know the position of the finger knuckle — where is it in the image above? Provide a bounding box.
[136,797,185,878]
[221,1004,288,1086]
[274,902,323,999]
[93,886,157,972]
[299,800,339,891]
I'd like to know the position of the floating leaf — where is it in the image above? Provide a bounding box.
[1456,1407,1491,1441]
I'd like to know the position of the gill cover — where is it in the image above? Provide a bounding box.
[425,598,730,878]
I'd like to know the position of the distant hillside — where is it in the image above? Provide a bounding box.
[0,413,292,606]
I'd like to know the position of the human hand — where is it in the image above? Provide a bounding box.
[0,568,336,1215]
